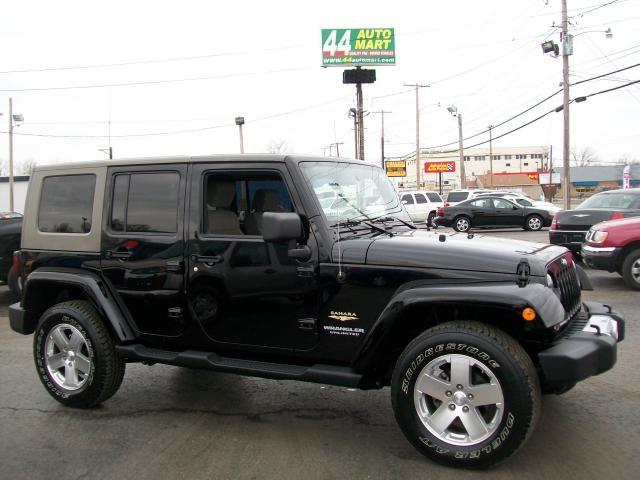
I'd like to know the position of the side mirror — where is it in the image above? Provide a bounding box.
[512,205,519,210]
[262,212,304,242]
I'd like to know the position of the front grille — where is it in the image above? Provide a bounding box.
[548,254,582,319]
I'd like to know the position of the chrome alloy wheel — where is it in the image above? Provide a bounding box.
[632,258,640,283]
[45,323,92,391]
[528,216,542,230]
[413,354,504,447]
[455,218,470,232]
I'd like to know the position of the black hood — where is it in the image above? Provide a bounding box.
[333,229,566,276]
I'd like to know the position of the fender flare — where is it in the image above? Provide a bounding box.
[20,267,137,342]
[352,281,565,371]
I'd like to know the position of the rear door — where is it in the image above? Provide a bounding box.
[101,164,187,338]
[401,193,419,221]
[413,193,429,221]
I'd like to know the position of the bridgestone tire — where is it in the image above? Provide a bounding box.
[622,249,640,290]
[33,300,125,408]
[390,321,541,469]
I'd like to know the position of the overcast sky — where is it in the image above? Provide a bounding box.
[1,0,639,172]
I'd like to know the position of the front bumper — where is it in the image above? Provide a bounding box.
[581,245,621,272]
[538,301,624,386]
[9,302,34,335]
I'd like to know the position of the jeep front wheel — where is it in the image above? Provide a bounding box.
[34,300,125,408]
[390,321,541,469]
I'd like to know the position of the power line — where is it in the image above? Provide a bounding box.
[0,65,316,92]
[1,95,348,138]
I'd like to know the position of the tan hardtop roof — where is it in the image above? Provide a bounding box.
[33,154,366,172]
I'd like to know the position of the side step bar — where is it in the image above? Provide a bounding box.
[116,344,363,388]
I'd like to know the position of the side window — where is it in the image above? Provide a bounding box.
[426,192,441,202]
[204,172,293,236]
[414,193,428,204]
[38,174,96,233]
[401,194,414,205]
[470,199,488,208]
[517,198,533,207]
[109,172,180,234]
[493,199,513,209]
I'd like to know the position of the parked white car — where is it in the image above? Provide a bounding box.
[477,191,562,215]
[399,190,443,225]
[445,189,494,206]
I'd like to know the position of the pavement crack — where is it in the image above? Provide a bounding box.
[0,405,384,426]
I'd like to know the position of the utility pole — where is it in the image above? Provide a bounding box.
[8,98,14,212]
[404,82,429,189]
[561,0,571,210]
[329,142,344,157]
[372,110,392,169]
[488,125,494,188]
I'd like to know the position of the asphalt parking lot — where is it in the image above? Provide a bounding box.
[1,228,638,480]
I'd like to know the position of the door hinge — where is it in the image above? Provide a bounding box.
[168,307,184,322]
[516,259,530,288]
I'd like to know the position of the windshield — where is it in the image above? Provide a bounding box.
[300,161,410,224]
[578,192,639,209]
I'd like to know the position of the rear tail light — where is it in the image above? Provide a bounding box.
[437,207,445,216]
[11,251,19,271]
[611,211,624,220]
[551,213,559,230]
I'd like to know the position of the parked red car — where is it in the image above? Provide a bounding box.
[581,216,640,290]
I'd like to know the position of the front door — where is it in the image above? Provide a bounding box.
[186,163,320,352]
[100,164,187,338]
[489,198,522,227]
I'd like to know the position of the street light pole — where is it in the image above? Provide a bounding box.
[488,125,494,188]
[8,98,14,212]
[561,0,571,210]
[235,116,245,154]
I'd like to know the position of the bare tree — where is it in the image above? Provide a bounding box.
[266,139,290,154]
[18,158,37,175]
[570,146,599,166]
[618,154,639,165]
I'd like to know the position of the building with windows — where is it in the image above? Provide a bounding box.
[388,146,548,192]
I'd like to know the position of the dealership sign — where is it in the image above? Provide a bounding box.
[322,28,396,66]
[425,161,456,173]
[385,160,406,177]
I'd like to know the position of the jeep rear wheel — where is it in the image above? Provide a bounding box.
[34,300,125,408]
[390,321,541,469]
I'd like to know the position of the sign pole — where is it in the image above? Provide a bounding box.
[356,78,364,161]
[439,172,443,195]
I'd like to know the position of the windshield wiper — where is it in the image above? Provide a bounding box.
[331,218,392,236]
[372,215,417,229]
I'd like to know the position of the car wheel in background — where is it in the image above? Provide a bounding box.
[525,215,543,231]
[427,212,436,228]
[621,249,640,290]
[453,216,471,233]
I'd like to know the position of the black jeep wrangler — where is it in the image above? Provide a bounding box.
[9,155,624,468]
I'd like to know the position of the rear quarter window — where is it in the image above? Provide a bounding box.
[38,174,96,233]
[447,192,468,202]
